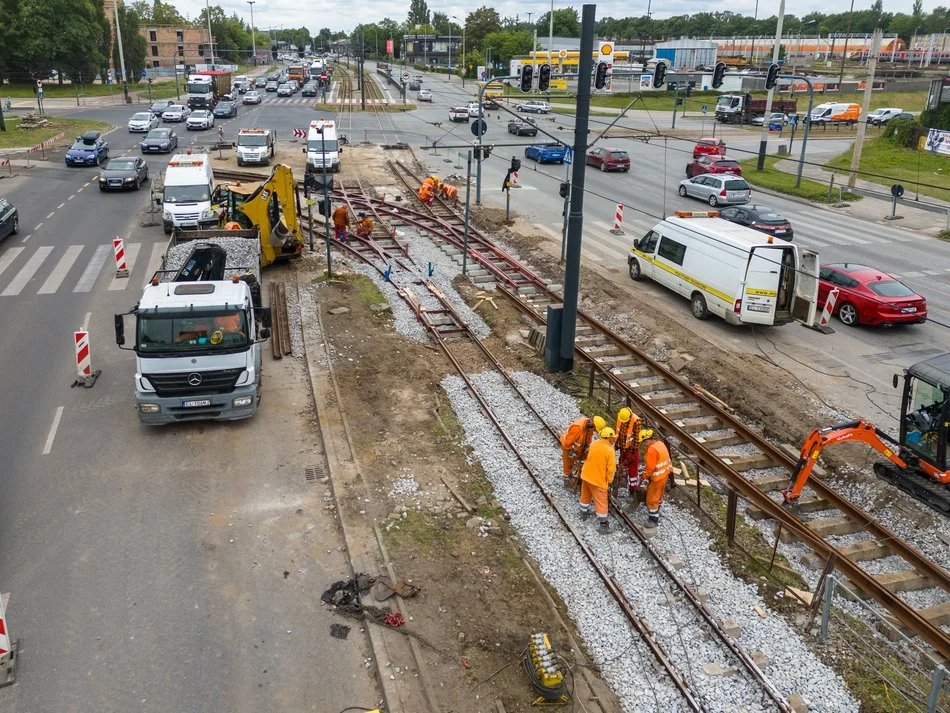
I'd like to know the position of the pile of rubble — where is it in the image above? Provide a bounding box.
[16,113,50,130]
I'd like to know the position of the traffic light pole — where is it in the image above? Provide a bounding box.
[756,0,785,170]
[474,75,518,206]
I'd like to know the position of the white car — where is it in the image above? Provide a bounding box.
[466,101,482,117]
[128,111,159,132]
[417,89,432,102]
[277,83,294,96]
[162,105,191,122]
[449,106,470,122]
[186,110,215,130]
[752,112,789,127]
[515,100,551,114]
[243,90,262,104]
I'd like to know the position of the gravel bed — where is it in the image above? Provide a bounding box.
[443,370,858,713]
[351,262,428,343]
[163,237,262,282]
[713,441,762,457]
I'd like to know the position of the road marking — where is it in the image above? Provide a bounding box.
[20,233,32,244]
[68,194,76,200]
[35,221,43,230]
[73,244,110,293]
[0,246,25,281]
[46,211,54,219]
[38,245,84,294]
[82,311,91,331]
[108,242,141,290]
[43,406,64,455]
[57,202,65,209]
[141,242,166,287]
[2,245,53,296]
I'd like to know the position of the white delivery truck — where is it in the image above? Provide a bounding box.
[185,74,214,108]
[236,128,276,166]
[159,153,220,235]
[627,211,819,326]
[305,119,342,174]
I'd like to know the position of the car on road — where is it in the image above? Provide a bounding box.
[98,156,149,192]
[0,197,18,241]
[884,112,916,124]
[585,147,630,172]
[449,106,470,122]
[516,100,551,113]
[265,79,280,92]
[866,107,903,125]
[213,100,238,118]
[277,82,295,96]
[139,127,178,154]
[751,112,789,127]
[65,131,109,166]
[466,101,483,117]
[412,73,423,82]
[524,143,567,164]
[817,263,927,327]
[408,80,421,91]
[128,111,159,132]
[718,205,794,240]
[243,90,262,105]
[162,104,191,122]
[686,155,743,178]
[678,174,751,206]
[186,110,215,130]
[236,81,250,94]
[508,118,538,136]
[149,99,174,117]
[692,137,726,159]
[254,77,267,88]
[417,89,433,102]
[301,81,318,96]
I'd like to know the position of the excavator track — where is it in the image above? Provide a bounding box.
[874,462,950,515]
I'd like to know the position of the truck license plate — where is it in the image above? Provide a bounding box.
[182,399,211,408]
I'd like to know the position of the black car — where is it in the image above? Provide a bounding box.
[408,80,421,91]
[98,157,149,192]
[255,77,267,88]
[150,99,174,117]
[213,100,238,118]
[0,197,18,241]
[139,127,178,154]
[718,204,794,240]
[507,119,538,137]
[301,82,318,97]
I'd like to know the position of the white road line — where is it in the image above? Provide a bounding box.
[42,406,64,455]
[73,244,110,293]
[108,242,141,290]
[57,202,65,209]
[534,223,560,240]
[38,245,84,294]
[2,245,53,296]
[141,242,166,287]
[20,233,32,244]
[45,211,54,219]
[68,194,76,201]
[82,311,91,331]
[34,221,43,230]
[0,246,26,283]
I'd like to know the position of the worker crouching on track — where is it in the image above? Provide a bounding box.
[561,415,606,485]
[355,212,374,238]
[579,427,618,532]
[439,182,459,205]
[418,182,436,206]
[332,204,350,243]
[614,407,641,496]
[641,434,673,527]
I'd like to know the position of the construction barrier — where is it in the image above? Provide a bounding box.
[818,288,839,328]
[26,132,64,157]
[512,169,520,188]
[71,330,100,388]
[0,158,10,177]
[113,237,129,277]
[0,591,16,686]
[610,203,625,235]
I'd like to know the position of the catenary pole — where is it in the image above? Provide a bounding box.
[755,0,784,170]
[848,29,882,188]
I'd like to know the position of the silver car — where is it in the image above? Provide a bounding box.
[678,174,751,206]
[243,90,262,104]
[161,104,191,122]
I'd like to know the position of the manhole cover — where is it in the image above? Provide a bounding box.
[304,464,326,484]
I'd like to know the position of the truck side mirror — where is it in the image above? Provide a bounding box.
[154,196,163,206]
[260,327,271,340]
[114,314,125,346]
[302,147,307,153]
[893,374,899,389]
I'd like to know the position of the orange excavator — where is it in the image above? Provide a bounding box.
[782,353,950,514]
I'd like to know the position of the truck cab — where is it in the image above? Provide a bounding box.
[899,355,950,474]
[160,154,220,235]
[185,75,214,108]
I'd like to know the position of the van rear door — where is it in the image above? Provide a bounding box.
[791,249,820,325]
[741,247,784,324]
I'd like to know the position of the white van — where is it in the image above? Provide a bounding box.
[305,120,341,173]
[808,102,860,126]
[236,128,275,166]
[161,153,218,235]
[627,211,819,326]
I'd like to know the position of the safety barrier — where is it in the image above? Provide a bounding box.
[26,132,64,156]
[818,288,839,328]
[113,237,129,277]
[0,158,10,177]
[610,203,625,235]
[72,330,100,388]
[0,591,15,686]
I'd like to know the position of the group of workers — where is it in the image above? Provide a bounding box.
[331,205,375,243]
[417,175,460,207]
[561,408,672,532]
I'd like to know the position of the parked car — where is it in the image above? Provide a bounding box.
[243,90,262,105]
[139,127,178,154]
[692,137,726,159]
[149,99,174,117]
[585,147,630,172]
[686,155,743,178]
[265,79,280,92]
[0,197,18,241]
[213,101,238,118]
[301,81,318,96]
[718,205,794,240]
[515,100,551,113]
[65,131,109,166]
[525,143,567,164]
[466,101,482,117]
[162,104,191,122]
[417,89,433,102]
[186,109,215,130]
[817,263,927,327]
[678,174,751,206]
[752,112,789,127]
[128,111,159,132]
[449,106,470,122]
[508,119,538,136]
[277,82,294,96]
[97,157,149,192]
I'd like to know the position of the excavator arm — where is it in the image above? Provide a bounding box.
[238,164,304,267]
[781,419,907,505]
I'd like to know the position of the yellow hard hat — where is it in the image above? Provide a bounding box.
[592,416,606,432]
[618,407,632,423]
[638,429,655,442]
[600,427,616,439]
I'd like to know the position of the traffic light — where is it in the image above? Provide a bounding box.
[317,197,331,217]
[685,83,692,97]
[537,63,551,92]
[559,182,570,199]
[712,61,727,89]
[510,156,521,173]
[519,64,534,93]
[652,61,667,89]
[765,63,779,90]
[594,62,609,90]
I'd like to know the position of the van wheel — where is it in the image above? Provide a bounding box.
[690,293,710,320]
[838,302,859,326]
[708,194,719,207]
[628,259,642,281]
[678,185,688,197]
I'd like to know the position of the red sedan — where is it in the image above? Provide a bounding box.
[692,137,726,159]
[817,263,927,327]
[686,155,742,178]
[585,147,630,172]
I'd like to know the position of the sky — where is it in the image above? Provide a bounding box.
[175,0,945,35]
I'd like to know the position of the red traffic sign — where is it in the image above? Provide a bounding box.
[402,72,410,81]
[292,128,306,138]
[320,73,328,81]
[36,79,43,89]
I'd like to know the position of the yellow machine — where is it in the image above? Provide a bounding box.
[524,632,570,706]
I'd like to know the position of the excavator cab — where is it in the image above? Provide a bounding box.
[898,355,950,473]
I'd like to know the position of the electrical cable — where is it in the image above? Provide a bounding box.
[465,646,527,695]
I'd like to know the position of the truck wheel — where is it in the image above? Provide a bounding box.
[691,293,710,320]
[628,258,642,281]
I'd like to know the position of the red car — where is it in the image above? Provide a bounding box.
[585,147,630,172]
[686,155,742,178]
[817,263,927,327]
[692,137,726,159]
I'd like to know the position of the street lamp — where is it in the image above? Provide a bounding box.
[452,15,466,85]
[247,1,256,65]
[792,20,816,76]
[909,25,920,69]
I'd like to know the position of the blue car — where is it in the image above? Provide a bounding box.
[524,143,567,164]
[65,131,109,167]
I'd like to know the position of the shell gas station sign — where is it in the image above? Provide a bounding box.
[599,42,614,92]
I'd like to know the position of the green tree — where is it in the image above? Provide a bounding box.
[113,3,147,83]
[465,7,502,49]
[481,30,532,68]
[151,0,187,25]
[9,0,107,83]
[432,12,451,34]
[536,8,580,36]
[912,0,923,16]
[407,0,429,27]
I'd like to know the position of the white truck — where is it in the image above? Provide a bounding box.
[114,238,271,425]
[159,153,220,235]
[185,74,214,108]
[305,119,341,174]
[236,128,276,166]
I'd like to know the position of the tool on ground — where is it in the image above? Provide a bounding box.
[523,632,570,706]
[373,576,421,602]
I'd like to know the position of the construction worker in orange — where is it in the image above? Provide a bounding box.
[561,415,606,484]
[332,204,350,243]
[642,434,673,526]
[614,407,641,496]
[579,427,617,532]
[418,182,436,206]
[355,212,374,238]
[439,182,459,205]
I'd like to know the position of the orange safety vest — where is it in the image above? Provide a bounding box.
[644,440,673,481]
[615,413,641,453]
[580,438,617,489]
[332,206,349,228]
[561,417,593,452]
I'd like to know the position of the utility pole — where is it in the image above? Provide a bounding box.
[848,29,881,189]
[113,0,131,104]
[749,0,759,65]
[838,0,855,86]
[547,0,554,99]
[206,0,215,66]
[755,0,785,170]
[247,1,256,65]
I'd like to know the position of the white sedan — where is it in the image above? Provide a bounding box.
[162,105,192,122]
[186,110,215,130]
[243,90,262,104]
[128,111,159,132]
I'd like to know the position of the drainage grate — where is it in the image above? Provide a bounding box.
[304,464,326,484]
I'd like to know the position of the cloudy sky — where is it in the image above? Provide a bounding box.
[176,1,943,34]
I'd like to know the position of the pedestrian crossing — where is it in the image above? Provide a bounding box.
[0,242,165,298]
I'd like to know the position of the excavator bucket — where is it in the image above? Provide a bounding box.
[174,243,229,282]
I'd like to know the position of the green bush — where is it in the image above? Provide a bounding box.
[920,103,950,131]
[882,117,922,148]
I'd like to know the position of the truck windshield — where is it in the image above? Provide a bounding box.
[185,82,211,93]
[137,310,249,353]
[164,184,210,203]
[715,96,734,108]
[239,135,269,146]
[308,139,339,152]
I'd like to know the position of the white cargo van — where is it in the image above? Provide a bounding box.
[160,153,219,235]
[305,120,341,173]
[236,128,275,166]
[808,102,860,126]
[627,211,819,326]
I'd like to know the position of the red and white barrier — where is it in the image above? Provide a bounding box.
[0,591,15,684]
[0,158,10,177]
[818,288,839,328]
[610,203,625,235]
[113,238,129,277]
[75,331,92,379]
[512,170,520,188]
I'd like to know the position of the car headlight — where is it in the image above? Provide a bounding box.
[160,142,169,148]
[124,177,135,182]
